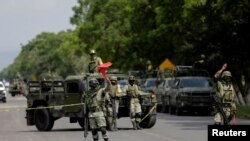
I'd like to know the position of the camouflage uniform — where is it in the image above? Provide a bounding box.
[88,49,103,73]
[85,78,110,141]
[126,76,142,130]
[193,54,207,70]
[106,76,122,131]
[214,70,236,125]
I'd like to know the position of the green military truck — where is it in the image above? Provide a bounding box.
[25,73,157,131]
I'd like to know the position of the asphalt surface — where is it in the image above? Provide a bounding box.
[1,91,250,141]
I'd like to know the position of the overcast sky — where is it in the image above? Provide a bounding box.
[0,0,77,71]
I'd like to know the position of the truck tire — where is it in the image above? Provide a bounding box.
[2,98,6,103]
[169,106,175,115]
[139,108,157,128]
[34,107,54,131]
[175,107,183,116]
[11,92,15,97]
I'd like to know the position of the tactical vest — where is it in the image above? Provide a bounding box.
[109,85,118,97]
[88,59,98,73]
[86,89,105,112]
[127,84,139,98]
[220,83,234,102]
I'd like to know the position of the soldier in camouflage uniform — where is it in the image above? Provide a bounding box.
[214,63,237,125]
[126,75,142,130]
[193,54,208,70]
[84,78,110,141]
[88,49,103,73]
[106,76,122,131]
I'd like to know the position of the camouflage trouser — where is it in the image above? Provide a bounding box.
[114,99,119,113]
[89,116,108,140]
[214,103,236,124]
[130,98,142,122]
[106,99,119,130]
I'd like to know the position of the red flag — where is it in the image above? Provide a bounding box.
[231,115,237,125]
[98,62,112,80]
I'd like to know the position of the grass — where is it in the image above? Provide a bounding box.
[236,105,250,119]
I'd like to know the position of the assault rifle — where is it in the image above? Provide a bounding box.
[111,97,117,130]
[83,98,88,140]
[212,94,230,125]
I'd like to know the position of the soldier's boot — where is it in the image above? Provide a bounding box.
[108,124,114,131]
[107,118,114,131]
[214,122,221,125]
[136,122,142,130]
[94,139,98,141]
[113,126,118,131]
[104,138,109,141]
[132,121,137,130]
[113,121,118,131]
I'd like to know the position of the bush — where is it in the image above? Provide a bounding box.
[236,106,250,119]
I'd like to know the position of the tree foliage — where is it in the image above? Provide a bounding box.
[1,0,250,96]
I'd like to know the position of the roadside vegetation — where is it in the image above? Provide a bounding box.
[236,106,250,119]
[1,0,250,106]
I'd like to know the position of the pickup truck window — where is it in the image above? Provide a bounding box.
[67,82,79,93]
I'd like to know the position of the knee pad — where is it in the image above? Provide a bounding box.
[130,113,135,119]
[135,113,141,118]
[100,127,107,134]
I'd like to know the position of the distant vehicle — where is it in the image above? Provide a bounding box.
[4,81,10,88]
[0,81,7,103]
[141,78,158,93]
[118,79,128,94]
[155,78,173,112]
[167,76,216,115]
[8,78,22,97]
[173,66,210,77]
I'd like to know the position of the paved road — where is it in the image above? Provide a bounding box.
[1,93,250,141]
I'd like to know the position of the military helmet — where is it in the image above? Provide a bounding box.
[89,49,96,55]
[128,75,135,85]
[146,60,152,65]
[89,78,99,88]
[222,71,232,78]
[110,76,117,81]
[128,75,135,81]
[200,54,206,59]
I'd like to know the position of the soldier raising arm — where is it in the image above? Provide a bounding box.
[84,78,110,141]
[214,63,227,80]
[213,63,237,125]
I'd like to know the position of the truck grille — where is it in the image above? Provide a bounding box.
[185,92,213,103]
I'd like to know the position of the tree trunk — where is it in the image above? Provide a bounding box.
[244,85,250,106]
[233,83,246,106]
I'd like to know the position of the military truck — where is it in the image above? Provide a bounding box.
[25,73,157,131]
[9,78,22,97]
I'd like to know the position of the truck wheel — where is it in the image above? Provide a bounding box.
[139,109,157,128]
[176,107,183,116]
[34,107,54,131]
[169,106,175,115]
[2,98,6,103]
[11,93,15,97]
